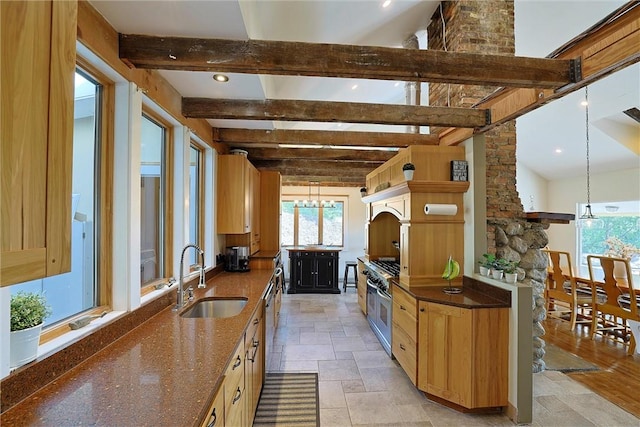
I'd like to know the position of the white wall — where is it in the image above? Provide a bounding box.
[545,167,640,261]
[516,162,548,213]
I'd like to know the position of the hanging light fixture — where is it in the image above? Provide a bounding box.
[294,182,335,208]
[579,86,598,225]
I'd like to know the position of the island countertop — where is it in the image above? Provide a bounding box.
[1,269,274,427]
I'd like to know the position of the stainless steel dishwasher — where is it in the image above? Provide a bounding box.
[264,267,283,370]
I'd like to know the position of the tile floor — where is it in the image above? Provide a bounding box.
[267,289,640,426]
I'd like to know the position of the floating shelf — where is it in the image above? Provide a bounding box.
[525,212,575,224]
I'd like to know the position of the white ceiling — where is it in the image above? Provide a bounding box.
[89,0,639,181]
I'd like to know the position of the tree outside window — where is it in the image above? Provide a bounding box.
[281,200,344,247]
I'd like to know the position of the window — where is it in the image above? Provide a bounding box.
[140,114,167,286]
[189,143,204,264]
[281,201,344,246]
[11,69,102,326]
[577,200,640,280]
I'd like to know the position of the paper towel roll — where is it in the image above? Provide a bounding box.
[424,204,457,216]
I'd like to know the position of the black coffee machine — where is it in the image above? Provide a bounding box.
[225,246,250,272]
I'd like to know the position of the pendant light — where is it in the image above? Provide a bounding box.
[579,86,597,225]
[293,182,335,209]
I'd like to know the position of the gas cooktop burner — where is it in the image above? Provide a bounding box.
[371,260,400,277]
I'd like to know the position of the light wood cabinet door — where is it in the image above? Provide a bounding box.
[1,0,77,286]
[250,166,261,254]
[245,302,264,425]
[392,285,417,384]
[258,171,281,252]
[357,260,367,314]
[418,301,509,409]
[200,385,224,427]
[217,155,251,234]
[225,340,246,427]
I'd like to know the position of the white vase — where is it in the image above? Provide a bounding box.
[504,272,517,284]
[491,269,503,280]
[479,266,490,276]
[10,323,42,368]
[403,170,414,181]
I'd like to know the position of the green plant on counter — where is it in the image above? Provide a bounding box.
[478,253,496,269]
[10,292,52,332]
[402,162,415,171]
[492,258,512,272]
[502,260,519,274]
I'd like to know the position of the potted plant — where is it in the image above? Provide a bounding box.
[10,291,52,368]
[402,163,415,181]
[360,187,367,198]
[490,258,509,280]
[477,253,495,276]
[503,260,519,283]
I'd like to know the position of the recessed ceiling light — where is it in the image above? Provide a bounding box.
[555,148,562,154]
[394,82,400,87]
[213,73,229,82]
[351,84,358,90]
[382,0,392,8]
[580,100,588,106]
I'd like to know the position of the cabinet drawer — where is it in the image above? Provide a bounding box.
[200,386,224,427]
[392,325,417,384]
[224,341,245,406]
[393,286,417,316]
[392,307,417,343]
[426,301,462,318]
[246,304,263,346]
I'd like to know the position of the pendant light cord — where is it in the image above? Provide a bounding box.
[585,86,591,206]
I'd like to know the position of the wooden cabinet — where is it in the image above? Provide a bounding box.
[245,302,265,425]
[200,386,224,427]
[399,224,411,277]
[225,339,246,427]
[357,260,368,314]
[418,301,509,410]
[217,154,256,235]
[1,0,77,286]
[259,171,282,252]
[250,166,261,254]
[288,250,340,294]
[391,285,418,385]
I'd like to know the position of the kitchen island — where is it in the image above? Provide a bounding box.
[1,269,274,426]
[287,246,341,294]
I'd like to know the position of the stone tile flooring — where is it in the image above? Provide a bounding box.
[268,290,640,426]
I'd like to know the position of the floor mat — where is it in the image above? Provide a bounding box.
[544,343,600,373]
[253,372,319,427]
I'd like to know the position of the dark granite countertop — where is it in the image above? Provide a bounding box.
[0,269,274,427]
[393,276,511,309]
[250,249,281,259]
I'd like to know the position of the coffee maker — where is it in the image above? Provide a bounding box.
[225,246,250,272]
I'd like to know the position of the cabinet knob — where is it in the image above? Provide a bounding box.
[399,343,406,351]
[420,307,425,312]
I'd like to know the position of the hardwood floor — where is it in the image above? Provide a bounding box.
[542,316,640,418]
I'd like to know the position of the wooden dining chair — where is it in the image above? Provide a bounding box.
[543,250,593,331]
[587,255,639,355]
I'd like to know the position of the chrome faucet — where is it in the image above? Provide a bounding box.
[174,243,205,311]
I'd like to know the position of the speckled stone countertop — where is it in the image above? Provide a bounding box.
[0,269,274,427]
[393,275,511,309]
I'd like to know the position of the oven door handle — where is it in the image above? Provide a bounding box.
[376,287,392,302]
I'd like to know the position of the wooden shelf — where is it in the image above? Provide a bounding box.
[525,212,575,224]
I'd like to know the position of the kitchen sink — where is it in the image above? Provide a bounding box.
[180,297,248,318]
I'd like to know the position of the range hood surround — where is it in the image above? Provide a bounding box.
[363,146,470,289]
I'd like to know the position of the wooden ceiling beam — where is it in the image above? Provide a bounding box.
[183,98,489,128]
[119,34,578,88]
[218,128,439,147]
[282,177,365,187]
[252,159,376,177]
[244,147,395,162]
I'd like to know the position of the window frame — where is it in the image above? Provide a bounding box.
[189,141,205,256]
[139,109,174,292]
[281,198,345,247]
[40,58,114,344]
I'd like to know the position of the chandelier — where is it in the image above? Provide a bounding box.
[579,86,598,225]
[294,181,335,208]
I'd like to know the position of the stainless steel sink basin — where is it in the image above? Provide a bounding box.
[180,297,248,318]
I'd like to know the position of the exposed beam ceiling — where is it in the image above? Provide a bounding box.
[119,34,579,88]
[183,98,490,128]
[216,128,439,147]
[242,147,395,162]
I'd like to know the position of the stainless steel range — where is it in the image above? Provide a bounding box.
[363,259,399,357]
